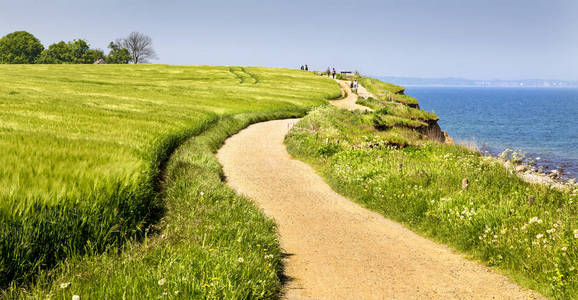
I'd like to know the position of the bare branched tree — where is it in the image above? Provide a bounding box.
[121,32,157,64]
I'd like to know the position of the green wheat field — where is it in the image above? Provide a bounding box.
[0,65,340,298]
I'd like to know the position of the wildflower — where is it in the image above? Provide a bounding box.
[59,282,71,289]
[202,284,210,288]
[158,278,166,286]
[72,296,80,300]
[575,233,578,239]
[237,257,244,263]
[561,247,567,252]
[528,217,542,224]
[546,228,556,234]
[209,248,215,252]
[200,191,204,196]
[211,277,218,281]
[536,234,544,239]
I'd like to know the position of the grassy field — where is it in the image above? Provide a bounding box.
[357,77,419,106]
[0,65,340,296]
[286,96,576,297]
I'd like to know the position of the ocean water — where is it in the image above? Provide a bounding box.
[405,87,578,179]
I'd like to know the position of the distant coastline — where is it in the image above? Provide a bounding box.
[376,76,578,88]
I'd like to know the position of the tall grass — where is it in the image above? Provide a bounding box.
[285,105,577,299]
[8,111,312,299]
[0,65,340,290]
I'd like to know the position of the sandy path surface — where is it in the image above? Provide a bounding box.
[331,80,372,111]
[217,119,543,299]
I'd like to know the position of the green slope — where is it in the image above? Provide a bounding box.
[0,65,340,296]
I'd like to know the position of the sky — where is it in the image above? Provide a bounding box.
[1,0,577,80]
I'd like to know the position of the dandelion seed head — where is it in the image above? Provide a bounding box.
[59,282,71,289]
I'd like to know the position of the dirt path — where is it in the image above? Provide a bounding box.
[216,119,543,299]
[331,80,372,111]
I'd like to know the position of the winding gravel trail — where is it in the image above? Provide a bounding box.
[216,83,542,299]
[331,80,372,111]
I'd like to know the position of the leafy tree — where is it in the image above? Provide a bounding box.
[68,39,91,63]
[36,39,102,64]
[121,32,157,64]
[106,41,130,64]
[0,31,44,64]
[86,48,105,63]
[36,41,68,63]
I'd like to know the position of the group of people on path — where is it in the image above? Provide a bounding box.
[326,67,337,79]
[350,79,359,89]
[299,65,341,81]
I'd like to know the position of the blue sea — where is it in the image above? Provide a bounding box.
[405,87,578,179]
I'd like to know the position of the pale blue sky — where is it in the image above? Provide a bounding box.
[1,0,577,80]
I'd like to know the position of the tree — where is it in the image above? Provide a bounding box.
[121,32,157,64]
[36,41,69,64]
[36,39,101,64]
[106,41,131,64]
[0,31,44,64]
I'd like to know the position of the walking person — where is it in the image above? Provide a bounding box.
[332,68,336,79]
[300,65,304,70]
[326,67,331,77]
[305,65,309,71]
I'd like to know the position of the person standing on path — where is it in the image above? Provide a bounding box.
[305,65,309,71]
[332,68,336,79]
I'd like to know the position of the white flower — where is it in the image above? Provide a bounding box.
[237,257,244,263]
[72,295,80,300]
[575,233,578,239]
[158,278,166,286]
[60,282,71,289]
[561,247,567,251]
[200,191,204,196]
[536,234,544,239]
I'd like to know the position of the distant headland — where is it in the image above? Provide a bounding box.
[376,76,578,88]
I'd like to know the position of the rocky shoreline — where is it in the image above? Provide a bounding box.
[484,156,577,191]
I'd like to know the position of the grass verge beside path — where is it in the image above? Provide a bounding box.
[7,110,308,299]
[285,105,577,299]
